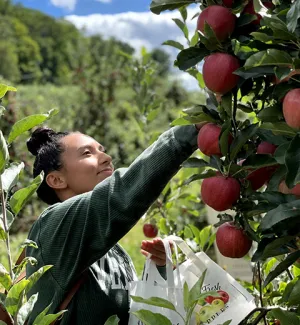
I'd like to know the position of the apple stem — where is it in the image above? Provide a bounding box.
[232,91,238,136]
[286,268,293,281]
[257,262,268,325]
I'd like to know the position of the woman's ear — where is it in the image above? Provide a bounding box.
[46,171,67,190]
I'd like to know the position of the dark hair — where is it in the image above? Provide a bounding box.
[27,127,70,205]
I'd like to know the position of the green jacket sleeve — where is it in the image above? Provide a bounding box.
[27,125,198,287]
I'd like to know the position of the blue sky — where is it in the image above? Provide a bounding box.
[13,0,152,17]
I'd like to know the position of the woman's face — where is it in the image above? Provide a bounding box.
[59,133,114,195]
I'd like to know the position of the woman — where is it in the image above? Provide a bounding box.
[25,123,201,324]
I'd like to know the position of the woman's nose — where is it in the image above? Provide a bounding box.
[98,151,112,165]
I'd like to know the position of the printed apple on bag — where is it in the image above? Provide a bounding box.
[194,288,231,324]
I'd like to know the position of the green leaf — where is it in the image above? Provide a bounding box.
[259,200,300,232]
[244,50,293,70]
[25,265,52,294]
[221,93,232,118]
[242,154,278,169]
[183,170,217,185]
[260,122,296,137]
[181,158,209,168]
[230,124,258,160]
[234,66,275,80]
[252,236,295,262]
[0,263,12,291]
[0,131,9,175]
[287,0,300,32]
[184,225,193,238]
[190,30,199,47]
[130,296,176,311]
[0,84,17,99]
[32,303,51,325]
[288,278,300,305]
[189,269,207,303]
[16,293,38,325]
[172,18,189,40]
[7,109,59,144]
[199,225,213,250]
[270,308,300,325]
[131,310,172,325]
[285,134,300,188]
[274,143,288,164]
[0,209,15,231]
[10,173,43,216]
[5,279,29,316]
[104,315,120,325]
[251,32,274,42]
[33,310,66,325]
[219,120,232,157]
[13,257,37,285]
[221,321,232,325]
[257,104,283,123]
[179,5,187,21]
[162,40,184,50]
[183,281,189,311]
[1,162,25,193]
[175,47,209,71]
[281,276,298,303]
[264,250,300,287]
[20,239,38,250]
[150,0,196,14]
[0,321,8,325]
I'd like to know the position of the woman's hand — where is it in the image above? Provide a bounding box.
[141,237,170,266]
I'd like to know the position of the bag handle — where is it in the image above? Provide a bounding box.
[166,235,207,273]
[2,249,87,325]
[142,239,182,289]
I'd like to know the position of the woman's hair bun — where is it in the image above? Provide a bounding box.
[27,127,56,156]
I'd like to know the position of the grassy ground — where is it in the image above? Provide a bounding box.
[0,220,146,278]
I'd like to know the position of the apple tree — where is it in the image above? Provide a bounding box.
[133,0,300,324]
[0,84,69,325]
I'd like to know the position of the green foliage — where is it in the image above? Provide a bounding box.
[146,0,300,323]
[0,83,66,324]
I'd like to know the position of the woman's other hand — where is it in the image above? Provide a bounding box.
[140,237,171,266]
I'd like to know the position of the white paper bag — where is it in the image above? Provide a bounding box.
[168,235,256,325]
[128,239,185,325]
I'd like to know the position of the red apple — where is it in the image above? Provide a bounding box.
[204,295,215,304]
[201,175,240,211]
[203,53,240,94]
[143,224,158,238]
[216,222,252,258]
[274,320,280,325]
[239,159,275,190]
[242,0,262,25]
[283,88,300,129]
[217,290,230,303]
[257,141,277,155]
[278,180,300,197]
[197,123,233,156]
[204,290,229,304]
[197,6,236,41]
[246,167,275,190]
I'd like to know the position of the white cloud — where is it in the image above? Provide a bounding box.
[65,7,200,90]
[95,0,112,3]
[51,0,77,11]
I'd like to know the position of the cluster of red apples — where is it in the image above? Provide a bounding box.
[196,0,300,259]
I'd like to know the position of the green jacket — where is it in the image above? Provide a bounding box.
[26,125,198,325]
